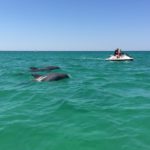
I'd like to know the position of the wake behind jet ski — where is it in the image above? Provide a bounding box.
[106,48,134,61]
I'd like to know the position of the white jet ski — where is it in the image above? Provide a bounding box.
[106,54,134,61]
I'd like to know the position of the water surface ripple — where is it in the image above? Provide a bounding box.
[0,51,150,150]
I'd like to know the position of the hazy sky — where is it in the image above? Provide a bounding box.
[0,0,150,50]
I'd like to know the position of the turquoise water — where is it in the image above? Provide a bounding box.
[0,51,150,150]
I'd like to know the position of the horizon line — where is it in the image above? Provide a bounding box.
[0,49,150,51]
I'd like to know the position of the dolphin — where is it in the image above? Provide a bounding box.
[30,66,60,72]
[32,73,69,82]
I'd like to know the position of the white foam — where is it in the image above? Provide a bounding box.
[36,76,47,82]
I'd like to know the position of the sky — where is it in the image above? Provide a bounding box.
[0,0,150,51]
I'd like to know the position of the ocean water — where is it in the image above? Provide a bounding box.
[0,51,150,150]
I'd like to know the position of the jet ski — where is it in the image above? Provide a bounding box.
[106,54,134,61]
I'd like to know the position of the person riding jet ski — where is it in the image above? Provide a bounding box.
[114,48,123,58]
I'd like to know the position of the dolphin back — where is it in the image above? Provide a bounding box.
[30,66,60,72]
[46,73,69,81]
